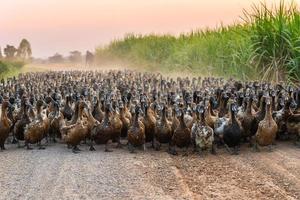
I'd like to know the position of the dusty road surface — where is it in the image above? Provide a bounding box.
[0,141,299,200]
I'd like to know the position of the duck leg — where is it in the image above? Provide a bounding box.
[72,146,80,153]
[11,136,18,144]
[105,140,113,152]
[232,146,239,155]
[268,145,273,152]
[151,139,155,149]
[89,140,96,151]
[38,141,46,150]
[211,144,216,155]
[168,146,177,155]
[115,137,123,148]
[224,144,233,154]
[0,143,5,150]
[154,139,161,151]
[26,142,33,150]
[183,146,189,156]
[252,142,260,152]
[128,143,135,153]
[294,135,300,148]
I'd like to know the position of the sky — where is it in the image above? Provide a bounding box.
[0,0,297,58]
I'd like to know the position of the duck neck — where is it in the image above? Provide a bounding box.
[71,103,79,122]
[264,104,272,121]
[246,99,253,114]
[229,108,236,124]
[1,106,7,120]
[134,111,140,127]
[1,106,9,127]
[162,108,168,123]
[200,112,206,126]
[209,103,215,116]
[179,113,187,128]
[36,105,43,120]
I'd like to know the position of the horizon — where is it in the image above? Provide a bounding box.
[0,0,297,58]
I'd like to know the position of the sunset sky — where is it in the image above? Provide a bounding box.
[0,0,297,58]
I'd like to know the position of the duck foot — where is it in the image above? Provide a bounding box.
[294,140,300,148]
[154,142,161,151]
[11,138,18,144]
[224,144,233,154]
[268,145,273,152]
[105,148,113,152]
[168,148,177,156]
[27,146,33,150]
[115,142,123,149]
[211,145,217,155]
[128,143,135,153]
[38,146,46,150]
[74,146,81,151]
[72,146,80,154]
[252,143,260,152]
[89,146,96,151]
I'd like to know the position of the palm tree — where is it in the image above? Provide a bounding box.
[17,39,32,60]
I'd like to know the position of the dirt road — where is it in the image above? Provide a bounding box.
[0,141,299,200]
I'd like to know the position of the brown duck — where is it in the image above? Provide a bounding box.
[0,100,12,150]
[127,106,146,152]
[255,97,278,151]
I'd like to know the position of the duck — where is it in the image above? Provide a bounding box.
[154,104,173,151]
[110,101,123,147]
[127,105,146,152]
[62,95,74,120]
[169,109,191,155]
[61,101,89,153]
[192,104,216,155]
[90,104,115,152]
[142,103,156,147]
[48,100,62,142]
[0,99,12,150]
[204,98,218,129]
[286,113,300,147]
[254,96,278,151]
[24,99,48,149]
[92,97,104,122]
[239,96,257,144]
[14,97,31,146]
[119,101,131,138]
[222,101,242,154]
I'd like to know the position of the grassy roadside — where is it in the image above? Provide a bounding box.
[95,1,300,84]
[0,60,25,79]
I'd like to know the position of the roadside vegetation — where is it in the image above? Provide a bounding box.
[0,60,24,79]
[0,38,31,78]
[95,1,300,83]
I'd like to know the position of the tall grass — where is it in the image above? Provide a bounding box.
[0,60,24,79]
[95,1,300,83]
[244,0,300,82]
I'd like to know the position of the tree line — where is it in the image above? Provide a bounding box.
[48,51,94,65]
[0,39,32,61]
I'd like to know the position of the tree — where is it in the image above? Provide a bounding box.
[17,39,32,60]
[0,47,2,59]
[4,45,17,59]
[69,50,82,63]
[48,53,64,63]
[85,51,94,66]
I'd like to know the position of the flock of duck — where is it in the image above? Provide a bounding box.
[0,70,299,154]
